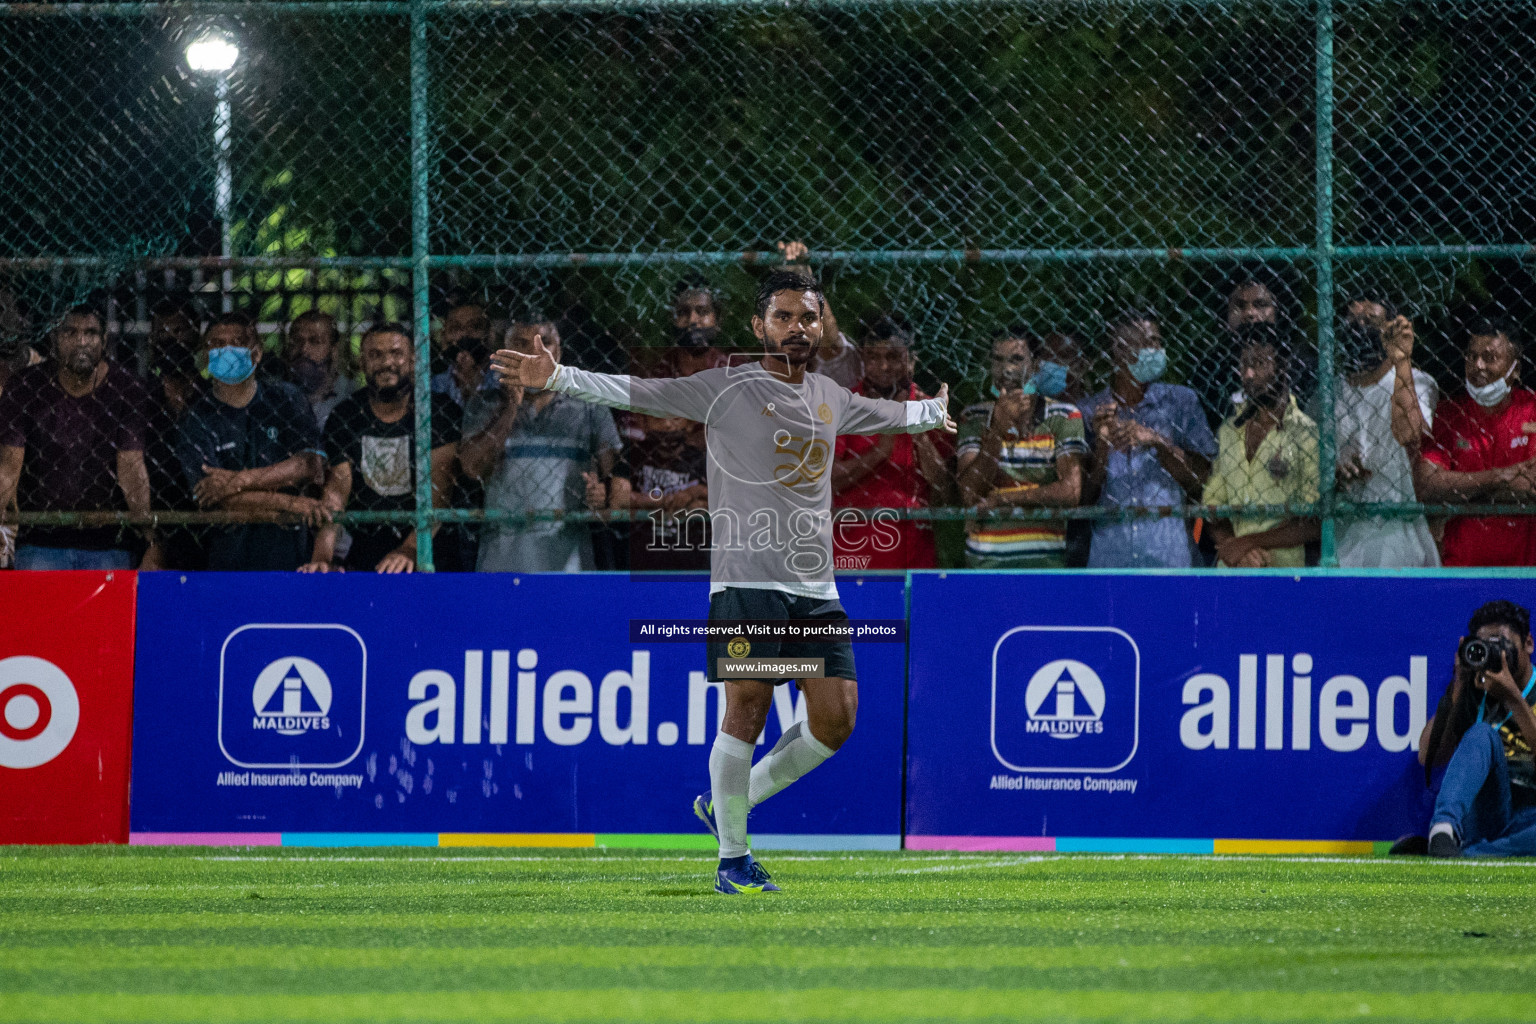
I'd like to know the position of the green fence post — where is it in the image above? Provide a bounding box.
[410,0,434,572]
[1314,0,1338,567]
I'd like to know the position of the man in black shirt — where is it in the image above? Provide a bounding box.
[301,323,459,572]
[175,313,327,571]
[0,305,157,569]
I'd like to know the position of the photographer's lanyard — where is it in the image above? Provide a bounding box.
[1479,667,1536,729]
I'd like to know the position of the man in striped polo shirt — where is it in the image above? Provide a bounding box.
[955,328,1087,567]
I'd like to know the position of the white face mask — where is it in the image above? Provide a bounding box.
[1467,366,1516,408]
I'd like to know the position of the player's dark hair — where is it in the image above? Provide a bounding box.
[754,268,824,320]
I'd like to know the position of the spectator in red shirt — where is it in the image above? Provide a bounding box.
[830,315,951,569]
[1416,319,1536,566]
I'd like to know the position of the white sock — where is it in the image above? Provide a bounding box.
[748,722,836,807]
[1429,821,1456,841]
[709,732,754,859]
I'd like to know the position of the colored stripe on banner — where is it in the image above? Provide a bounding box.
[905,836,1057,852]
[753,834,902,851]
[282,833,439,847]
[1056,837,1214,854]
[1213,839,1377,856]
[906,836,1384,855]
[596,834,717,850]
[439,833,595,848]
[130,832,281,846]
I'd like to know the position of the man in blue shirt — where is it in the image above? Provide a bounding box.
[1081,310,1217,568]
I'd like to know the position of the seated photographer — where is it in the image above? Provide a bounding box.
[1417,600,1536,857]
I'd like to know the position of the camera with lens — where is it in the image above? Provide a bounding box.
[1461,636,1515,675]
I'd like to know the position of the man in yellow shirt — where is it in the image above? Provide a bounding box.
[1202,324,1319,568]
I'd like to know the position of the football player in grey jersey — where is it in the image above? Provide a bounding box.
[494,269,953,893]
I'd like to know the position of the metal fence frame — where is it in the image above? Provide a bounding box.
[5,0,1534,571]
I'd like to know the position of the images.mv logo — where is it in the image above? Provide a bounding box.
[219,624,367,769]
[992,626,1139,774]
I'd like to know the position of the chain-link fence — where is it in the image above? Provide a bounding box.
[2,0,1534,573]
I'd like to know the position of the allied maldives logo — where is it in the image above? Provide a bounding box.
[0,656,80,769]
[219,624,367,769]
[991,626,1140,773]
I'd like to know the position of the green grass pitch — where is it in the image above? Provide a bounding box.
[3,846,1535,1023]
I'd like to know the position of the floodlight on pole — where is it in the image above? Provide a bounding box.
[186,36,239,73]
[187,36,240,310]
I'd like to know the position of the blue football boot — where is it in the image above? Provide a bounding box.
[714,854,782,895]
[692,791,719,841]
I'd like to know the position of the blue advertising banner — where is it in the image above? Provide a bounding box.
[904,571,1523,850]
[130,573,906,846]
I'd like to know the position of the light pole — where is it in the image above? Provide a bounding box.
[186,35,239,312]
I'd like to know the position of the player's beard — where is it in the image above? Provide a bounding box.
[776,335,812,367]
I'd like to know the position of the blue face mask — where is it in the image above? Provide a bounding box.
[1031,361,1069,397]
[1129,347,1167,385]
[207,345,255,385]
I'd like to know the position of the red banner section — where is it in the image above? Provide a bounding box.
[0,571,137,843]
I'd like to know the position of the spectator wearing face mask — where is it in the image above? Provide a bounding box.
[175,313,327,570]
[1202,325,1320,568]
[666,278,728,379]
[279,310,357,431]
[1416,319,1536,567]
[955,328,1086,568]
[430,301,497,412]
[1036,331,1094,566]
[1332,296,1439,567]
[830,315,951,570]
[1081,310,1216,567]
[429,301,498,571]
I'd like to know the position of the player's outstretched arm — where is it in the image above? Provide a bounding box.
[491,335,713,423]
[839,382,956,436]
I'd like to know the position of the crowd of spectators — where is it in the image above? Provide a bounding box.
[2,268,1535,573]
